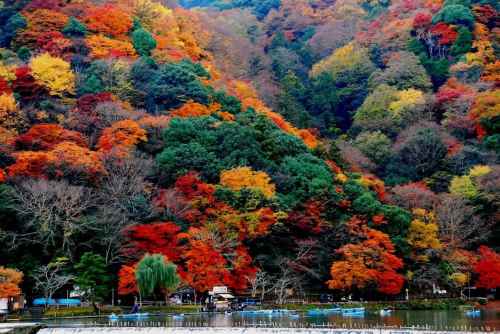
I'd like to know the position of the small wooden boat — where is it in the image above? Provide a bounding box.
[307,308,342,316]
[172,313,185,320]
[109,313,149,321]
[379,308,393,316]
[342,307,365,316]
[465,309,480,317]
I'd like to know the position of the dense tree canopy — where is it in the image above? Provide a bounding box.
[0,0,497,305]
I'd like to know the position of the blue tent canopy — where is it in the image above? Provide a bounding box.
[32,298,57,306]
[56,299,81,306]
[32,298,81,306]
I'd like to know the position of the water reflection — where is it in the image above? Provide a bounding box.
[43,309,500,331]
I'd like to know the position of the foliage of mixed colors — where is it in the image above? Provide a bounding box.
[0,0,498,303]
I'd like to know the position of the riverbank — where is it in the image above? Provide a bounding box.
[270,298,481,311]
[11,305,201,321]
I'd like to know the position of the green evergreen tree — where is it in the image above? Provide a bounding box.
[63,17,87,37]
[132,28,157,56]
[432,4,474,28]
[17,46,31,62]
[276,72,311,128]
[74,253,110,305]
[451,27,472,56]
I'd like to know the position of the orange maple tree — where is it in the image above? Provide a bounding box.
[118,264,138,296]
[97,119,147,157]
[327,217,404,295]
[83,5,133,38]
[85,34,137,59]
[16,9,68,47]
[8,142,104,180]
[0,267,23,298]
[16,124,87,150]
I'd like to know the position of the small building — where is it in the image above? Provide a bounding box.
[0,295,25,316]
[205,286,235,311]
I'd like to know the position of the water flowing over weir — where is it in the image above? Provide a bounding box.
[36,328,497,334]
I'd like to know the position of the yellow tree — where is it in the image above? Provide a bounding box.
[30,53,75,97]
[220,167,276,199]
[127,0,172,31]
[310,42,372,78]
[0,93,25,132]
[449,165,492,199]
[389,89,426,118]
[0,62,16,82]
[407,209,441,263]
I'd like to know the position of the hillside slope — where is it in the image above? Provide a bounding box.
[0,0,498,301]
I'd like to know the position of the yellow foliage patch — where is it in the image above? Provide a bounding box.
[30,53,75,97]
[310,42,370,78]
[0,93,25,131]
[389,89,425,117]
[220,166,276,199]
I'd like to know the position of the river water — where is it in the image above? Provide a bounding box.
[39,309,499,332]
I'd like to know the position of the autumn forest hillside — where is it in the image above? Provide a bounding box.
[0,0,498,302]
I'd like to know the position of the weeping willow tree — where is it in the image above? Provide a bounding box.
[135,254,180,303]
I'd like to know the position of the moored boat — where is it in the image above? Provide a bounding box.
[465,309,480,317]
[109,313,150,321]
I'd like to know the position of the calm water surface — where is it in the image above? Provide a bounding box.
[40,309,500,331]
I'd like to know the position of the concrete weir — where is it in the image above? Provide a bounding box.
[0,323,41,334]
[37,327,498,334]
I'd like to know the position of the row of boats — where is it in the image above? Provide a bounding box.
[307,307,369,317]
[108,307,482,321]
[109,313,185,321]
[107,308,368,321]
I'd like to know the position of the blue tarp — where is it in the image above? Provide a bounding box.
[56,299,81,306]
[32,298,57,306]
[32,298,81,306]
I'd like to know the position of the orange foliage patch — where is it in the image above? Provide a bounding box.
[118,264,138,296]
[85,35,137,59]
[97,120,148,158]
[138,115,171,129]
[170,101,221,118]
[8,151,52,179]
[51,142,105,177]
[0,267,23,298]
[469,90,500,138]
[16,124,87,150]
[83,5,133,39]
[17,9,68,47]
[481,60,500,86]
[8,142,104,180]
[327,217,404,295]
